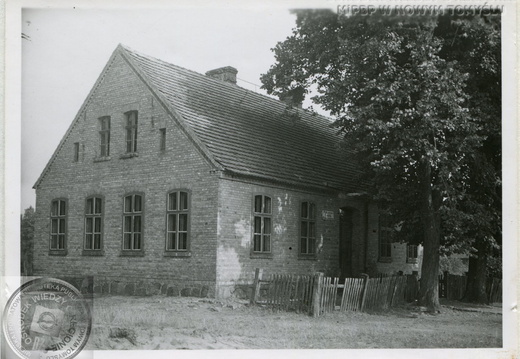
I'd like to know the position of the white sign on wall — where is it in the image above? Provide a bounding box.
[322,210,334,220]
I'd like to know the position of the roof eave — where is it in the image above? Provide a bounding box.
[221,168,369,197]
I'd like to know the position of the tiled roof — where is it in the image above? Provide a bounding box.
[121,45,366,193]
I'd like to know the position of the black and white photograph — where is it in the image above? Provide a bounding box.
[2,1,517,358]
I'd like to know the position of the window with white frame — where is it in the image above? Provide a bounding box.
[50,199,67,251]
[300,201,316,255]
[253,195,272,253]
[85,196,103,250]
[166,191,190,251]
[407,244,418,263]
[123,193,143,250]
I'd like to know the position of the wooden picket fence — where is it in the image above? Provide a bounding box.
[252,272,317,313]
[339,277,365,311]
[439,272,467,300]
[487,277,502,303]
[250,269,408,317]
[363,275,407,310]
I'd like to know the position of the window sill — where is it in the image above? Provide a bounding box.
[120,250,145,257]
[164,251,191,258]
[94,156,111,163]
[378,257,392,263]
[120,152,139,159]
[49,250,68,256]
[82,250,105,256]
[250,252,273,259]
[407,258,418,264]
[298,254,317,260]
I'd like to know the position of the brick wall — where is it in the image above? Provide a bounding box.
[376,243,423,275]
[33,51,400,299]
[33,53,220,296]
[214,177,378,297]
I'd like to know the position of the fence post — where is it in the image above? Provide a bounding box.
[360,273,369,311]
[312,272,324,317]
[250,268,263,305]
[390,273,400,306]
[444,271,449,300]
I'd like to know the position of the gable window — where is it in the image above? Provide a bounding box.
[50,199,67,254]
[125,111,138,153]
[84,197,103,252]
[253,195,272,253]
[407,244,418,264]
[123,193,143,252]
[166,191,190,252]
[73,142,80,162]
[378,213,392,262]
[99,116,111,157]
[159,128,166,151]
[300,201,316,256]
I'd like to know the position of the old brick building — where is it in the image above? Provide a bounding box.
[33,44,421,298]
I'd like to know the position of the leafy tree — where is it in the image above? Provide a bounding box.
[261,10,500,311]
[21,206,35,275]
[434,15,501,303]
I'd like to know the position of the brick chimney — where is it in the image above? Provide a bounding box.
[205,66,238,84]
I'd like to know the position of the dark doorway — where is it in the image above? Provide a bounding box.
[339,208,354,278]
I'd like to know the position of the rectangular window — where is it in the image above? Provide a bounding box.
[379,213,392,261]
[300,202,316,255]
[50,199,67,251]
[407,244,418,263]
[125,111,138,153]
[99,116,111,157]
[85,197,103,251]
[73,142,80,162]
[123,194,143,250]
[166,191,190,251]
[159,128,166,151]
[253,195,272,253]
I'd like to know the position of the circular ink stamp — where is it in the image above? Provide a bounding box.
[2,278,92,359]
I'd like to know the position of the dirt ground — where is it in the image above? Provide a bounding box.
[83,295,502,350]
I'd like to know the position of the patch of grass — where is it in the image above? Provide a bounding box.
[109,327,137,345]
[88,296,502,349]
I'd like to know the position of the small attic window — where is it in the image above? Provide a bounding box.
[73,142,80,162]
[99,116,111,157]
[125,111,138,153]
[159,128,166,151]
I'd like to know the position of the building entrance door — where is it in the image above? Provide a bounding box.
[339,207,353,278]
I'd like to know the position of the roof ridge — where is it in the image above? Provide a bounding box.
[119,44,333,124]
[117,44,365,193]
[119,43,226,84]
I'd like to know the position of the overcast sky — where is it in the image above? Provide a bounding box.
[21,5,331,212]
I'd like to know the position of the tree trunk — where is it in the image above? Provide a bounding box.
[462,239,488,303]
[417,161,442,312]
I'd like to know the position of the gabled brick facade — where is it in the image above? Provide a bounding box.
[33,51,220,296]
[33,45,420,298]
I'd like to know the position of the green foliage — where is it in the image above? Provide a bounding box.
[435,15,501,257]
[262,10,500,248]
[21,206,35,275]
[439,254,469,276]
[261,11,501,308]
